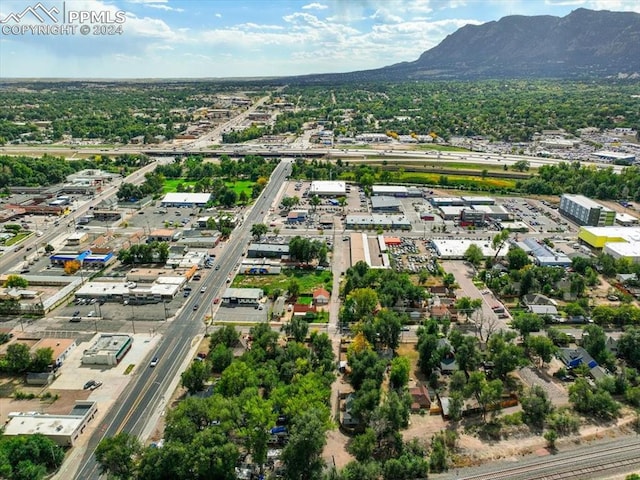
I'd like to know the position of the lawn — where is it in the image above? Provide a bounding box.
[226,180,254,197]
[232,269,332,296]
[163,179,198,193]
[398,172,517,190]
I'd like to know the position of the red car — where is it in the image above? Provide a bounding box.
[213,297,220,304]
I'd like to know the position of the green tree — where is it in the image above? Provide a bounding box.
[180,359,209,394]
[210,344,233,373]
[347,428,376,462]
[4,274,28,289]
[521,385,553,430]
[250,223,268,241]
[507,247,530,271]
[30,347,54,373]
[210,325,240,348]
[526,336,556,367]
[5,343,31,374]
[389,356,410,390]
[286,279,300,300]
[241,395,275,475]
[463,244,484,267]
[95,432,141,480]
[309,195,321,212]
[511,313,544,339]
[283,317,309,343]
[281,408,328,480]
[617,327,640,369]
[544,429,558,449]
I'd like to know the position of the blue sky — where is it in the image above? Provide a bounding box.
[1,0,639,78]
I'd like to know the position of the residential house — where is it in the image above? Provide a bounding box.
[438,338,458,374]
[409,384,431,412]
[313,287,330,306]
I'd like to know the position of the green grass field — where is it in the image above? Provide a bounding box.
[232,269,332,295]
[162,179,198,193]
[5,232,31,246]
[226,180,254,197]
[398,172,517,190]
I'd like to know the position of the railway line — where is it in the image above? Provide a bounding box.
[457,437,640,480]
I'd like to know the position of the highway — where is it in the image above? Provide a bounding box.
[72,158,291,480]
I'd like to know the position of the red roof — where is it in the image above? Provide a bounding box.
[385,236,402,245]
[313,287,330,299]
[293,304,317,313]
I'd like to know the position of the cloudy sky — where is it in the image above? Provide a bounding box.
[1,0,638,78]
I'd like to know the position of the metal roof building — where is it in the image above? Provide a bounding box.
[371,196,402,212]
[160,192,212,207]
[309,181,346,196]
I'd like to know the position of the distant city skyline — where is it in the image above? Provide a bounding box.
[1,0,639,78]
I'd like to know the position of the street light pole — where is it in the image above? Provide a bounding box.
[130,303,136,334]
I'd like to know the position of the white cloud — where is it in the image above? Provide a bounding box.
[146,4,184,12]
[215,13,222,18]
[302,2,329,10]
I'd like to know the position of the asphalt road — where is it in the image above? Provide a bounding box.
[73,158,292,480]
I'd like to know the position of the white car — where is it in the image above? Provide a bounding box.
[200,287,206,293]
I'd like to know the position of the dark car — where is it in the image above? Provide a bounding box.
[73,310,80,317]
[193,304,199,311]
[83,380,96,390]
[69,317,81,323]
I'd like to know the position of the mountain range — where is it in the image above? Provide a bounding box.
[292,8,640,83]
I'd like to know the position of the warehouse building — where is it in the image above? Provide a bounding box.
[471,204,512,221]
[579,226,640,264]
[371,196,402,212]
[222,288,263,306]
[559,194,615,227]
[591,151,636,164]
[309,181,346,196]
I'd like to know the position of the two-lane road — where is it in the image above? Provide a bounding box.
[73,158,292,479]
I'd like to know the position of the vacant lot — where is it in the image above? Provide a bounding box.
[232,269,332,295]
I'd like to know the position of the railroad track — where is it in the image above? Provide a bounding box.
[460,438,640,480]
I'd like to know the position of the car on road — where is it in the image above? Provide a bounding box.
[200,287,206,293]
[73,310,80,317]
[89,380,103,390]
[150,357,159,367]
[87,311,95,317]
[213,297,220,304]
[193,304,199,310]
[215,265,220,271]
[83,380,96,390]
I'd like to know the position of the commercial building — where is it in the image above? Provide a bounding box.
[309,181,346,197]
[75,277,184,303]
[461,196,496,205]
[222,288,263,306]
[247,243,290,258]
[147,229,182,243]
[591,150,636,164]
[470,205,512,221]
[31,338,76,367]
[345,214,411,231]
[4,401,98,447]
[431,239,508,259]
[517,238,572,267]
[82,334,133,366]
[287,210,308,223]
[439,206,465,221]
[429,197,465,207]
[578,226,640,248]
[616,213,639,226]
[354,133,391,143]
[559,194,615,227]
[372,185,408,197]
[371,196,402,212]
[160,193,211,208]
[349,233,390,269]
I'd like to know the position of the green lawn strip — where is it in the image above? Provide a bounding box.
[398,172,517,189]
[5,232,31,246]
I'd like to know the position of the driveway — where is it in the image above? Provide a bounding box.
[441,260,510,339]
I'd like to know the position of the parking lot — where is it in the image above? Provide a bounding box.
[214,304,269,323]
